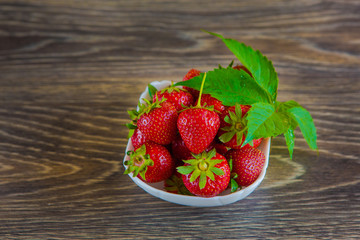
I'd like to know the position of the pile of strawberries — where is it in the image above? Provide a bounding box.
[124,67,266,198]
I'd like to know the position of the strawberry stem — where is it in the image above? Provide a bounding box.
[196,72,207,107]
[198,161,208,171]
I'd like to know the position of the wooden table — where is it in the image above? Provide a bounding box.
[1,1,359,239]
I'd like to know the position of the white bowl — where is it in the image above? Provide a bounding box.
[123,80,270,207]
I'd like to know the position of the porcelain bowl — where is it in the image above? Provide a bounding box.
[123,80,270,207]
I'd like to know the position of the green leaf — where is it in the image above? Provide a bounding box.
[165,178,175,186]
[182,159,197,165]
[199,171,207,189]
[219,131,236,143]
[125,123,137,130]
[127,109,139,120]
[235,104,243,118]
[148,84,158,99]
[228,110,238,122]
[207,148,217,159]
[235,132,244,146]
[221,126,233,132]
[204,30,278,102]
[284,127,295,159]
[244,102,289,146]
[177,166,194,175]
[287,107,318,150]
[277,100,317,151]
[231,179,239,193]
[208,159,224,168]
[276,100,300,159]
[228,158,233,172]
[211,167,225,176]
[206,170,215,181]
[190,169,201,182]
[137,144,147,156]
[127,128,135,139]
[145,158,154,166]
[277,100,301,112]
[139,170,146,181]
[175,68,272,106]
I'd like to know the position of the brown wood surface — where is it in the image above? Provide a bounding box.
[0,0,359,239]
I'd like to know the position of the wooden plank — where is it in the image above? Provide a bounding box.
[0,0,359,239]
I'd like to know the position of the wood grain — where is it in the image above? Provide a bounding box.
[0,0,359,239]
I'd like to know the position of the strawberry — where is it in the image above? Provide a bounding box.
[218,104,262,149]
[177,149,230,197]
[171,133,218,161]
[153,84,194,111]
[130,128,148,150]
[219,104,251,125]
[226,146,265,187]
[182,68,201,98]
[178,73,220,154]
[124,142,175,183]
[136,99,178,145]
[198,94,226,113]
[247,138,263,149]
[233,64,253,78]
[177,107,220,154]
[212,141,229,156]
[183,68,201,81]
[200,139,229,156]
[171,134,193,161]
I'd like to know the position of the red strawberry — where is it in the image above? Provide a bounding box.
[137,99,178,145]
[171,134,193,161]
[178,72,220,154]
[124,142,175,183]
[218,104,262,149]
[183,68,201,82]
[247,138,263,149]
[213,141,229,156]
[233,64,253,78]
[177,107,220,154]
[198,94,226,113]
[201,139,228,156]
[226,147,265,187]
[172,134,217,161]
[131,128,148,150]
[153,84,194,111]
[182,68,201,98]
[177,149,230,197]
[219,105,251,126]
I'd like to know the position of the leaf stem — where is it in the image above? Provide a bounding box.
[196,72,207,107]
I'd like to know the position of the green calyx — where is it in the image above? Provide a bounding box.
[123,144,154,181]
[219,104,248,145]
[149,82,190,99]
[159,81,183,94]
[125,122,137,139]
[177,148,225,189]
[127,97,166,122]
[165,174,193,196]
[227,158,240,192]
